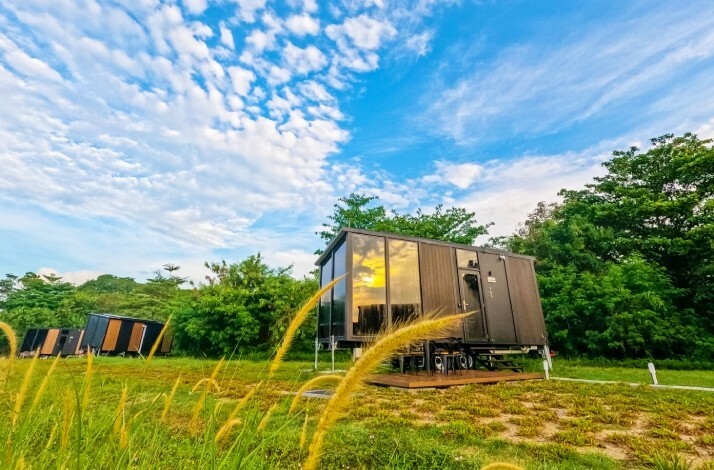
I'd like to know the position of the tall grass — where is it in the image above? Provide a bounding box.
[303,312,471,470]
[0,300,525,469]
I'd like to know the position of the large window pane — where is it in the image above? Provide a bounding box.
[331,241,346,337]
[388,240,421,325]
[352,234,386,336]
[456,249,479,269]
[318,254,332,339]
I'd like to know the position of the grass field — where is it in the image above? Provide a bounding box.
[1,354,713,469]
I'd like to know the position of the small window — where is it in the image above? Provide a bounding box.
[456,249,479,269]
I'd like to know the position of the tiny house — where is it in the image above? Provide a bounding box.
[19,328,84,356]
[316,228,548,369]
[81,313,172,356]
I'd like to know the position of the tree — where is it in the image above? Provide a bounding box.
[174,254,317,356]
[503,133,714,359]
[319,193,491,248]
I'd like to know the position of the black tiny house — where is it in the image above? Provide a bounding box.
[81,313,171,356]
[19,328,84,356]
[316,228,548,370]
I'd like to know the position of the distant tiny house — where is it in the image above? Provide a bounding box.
[316,228,548,371]
[18,313,172,357]
[19,328,84,356]
[82,313,172,356]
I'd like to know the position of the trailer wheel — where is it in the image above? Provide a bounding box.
[459,354,469,370]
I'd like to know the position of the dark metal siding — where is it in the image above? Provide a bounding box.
[61,329,83,355]
[507,257,547,345]
[418,243,461,337]
[82,315,99,348]
[20,329,39,352]
[479,253,517,344]
[114,321,134,353]
[90,316,109,349]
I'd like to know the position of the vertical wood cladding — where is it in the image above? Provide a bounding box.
[102,319,122,352]
[128,322,145,352]
[507,257,547,345]
[75,330,85,355]
[419,243,461,337]
[41,329,59,355]
[479,253,517,344]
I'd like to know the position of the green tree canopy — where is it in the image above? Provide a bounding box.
[319,193,491,248]
[504,133,714,359]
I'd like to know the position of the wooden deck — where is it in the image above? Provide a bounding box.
[366,370,544,389]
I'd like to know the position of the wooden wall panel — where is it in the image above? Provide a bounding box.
[102,319,122,351]
[41,329,59,355]
[128,323,144,352]
[75,330,85,355]
[507,257,547,345]
[419,243,461,338]
[479,253,517,344]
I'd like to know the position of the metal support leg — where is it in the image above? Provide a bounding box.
[330,335,336,372]
[424,341,431,373]
[314,337,319,371]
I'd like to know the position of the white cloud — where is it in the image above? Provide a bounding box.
[327,15,396,50]
[405,31,432,57]
[37,268,103,285]
[228,66,255,95]
[219,24,235,49]
[286,14,320,36]
[234,0,267,23]
[182,0,207,15]
[282,42,327,75]
[422,161,483,189]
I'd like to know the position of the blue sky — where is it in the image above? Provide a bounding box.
[1,0,713,283]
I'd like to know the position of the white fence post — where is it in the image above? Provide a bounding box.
[648,362,658,385]
[543,359,550,380]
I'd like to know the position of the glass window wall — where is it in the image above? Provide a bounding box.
[351,234,386,336]
[388,239,421,325]
[318,254,332,339]
[331,241,346,337]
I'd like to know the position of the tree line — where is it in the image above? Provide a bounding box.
[1,133,712,360]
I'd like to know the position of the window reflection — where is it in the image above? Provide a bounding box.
[318,254,332,339]
[456,249,479,269]
[331,241,346,337]
[388,240,421,325]
[352,234,386,336]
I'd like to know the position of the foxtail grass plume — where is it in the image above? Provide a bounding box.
[257,403,279,432]
[299,412,310,449]
[146,315,172,364]
[12,348,39,427]
[191,357,225,427]
[216,382,262,440]
[82,350,93,410]
[0,321,17,358]
[45,424,58,450]
[481,464,524,470]
[191,377,221,393]
[269,275,345,378]
[304,312,470,470]
[162,375,181,420]
[214,418,242,443]
[61,389,73,450]
[289,375,342,414]
[31,353,61,411]
[114,383,128,436]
